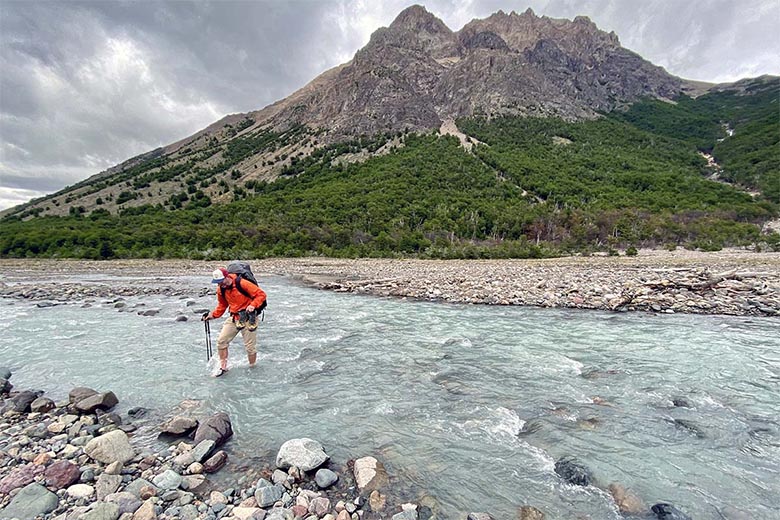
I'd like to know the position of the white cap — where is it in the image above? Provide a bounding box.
[211,269,225,283]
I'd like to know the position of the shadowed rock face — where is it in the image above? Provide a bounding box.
[256,5,682,138]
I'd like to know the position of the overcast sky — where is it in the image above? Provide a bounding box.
[1,0,778,211]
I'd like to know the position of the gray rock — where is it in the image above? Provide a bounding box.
[275,438,328,471]
[97,472,123,500]
[6,390,43,413]
[85,430,135,464]
[160,415,198,436]
[554,457,593,486]
[265,508,293,520]
[192,439,216,463]
[0,483,59,519]
[254,484,284,507]
[80,502,121,520]
[193,412,233,447]
[30,396,55,413]
[652,503,692,520]
[105,491,143,515]
[0,378,11,394]
[315,468,338,489]
[153,469,183,490]
[69,386,98,405]
[467,515,493,520]
[75,391,119,413]
[0,367,11,380]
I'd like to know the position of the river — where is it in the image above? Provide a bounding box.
[2,273,779,519]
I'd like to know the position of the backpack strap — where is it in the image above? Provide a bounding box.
[221,275,267,313]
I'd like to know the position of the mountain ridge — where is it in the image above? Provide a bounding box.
[2,5,776,223]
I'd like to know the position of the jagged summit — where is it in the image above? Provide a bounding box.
[8,5,729,218]
[239,4,679,141]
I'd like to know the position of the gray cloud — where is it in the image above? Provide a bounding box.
[1,0,778,211]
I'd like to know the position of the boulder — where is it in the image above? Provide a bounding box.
[75,391,119,413]
[191,439,216,463]
[0,483,58,519]
[132,500,157,520]
[554,457,593,486]
[105,491,143,515]
[69,386,98,405]
[276,438,328,471]
[651,503,692,520]
[85,430,136,464]
[203,450,228,473]
[0,463,44,493]
[0,378,11,394]
[255,484,284,508]
[80,502,121,520]
[124,478,157,498]
[0,367,11,379]
[265,508,294,520]
[160,416,198,436]
[608,483,644,514]
[309,497,331,517]
[353,456,389,491]
[518,506,545,519]
[192,412,233,447]
[467,514,493,520]
[97,472,123,500]
[44,460,81,489]
[6,390,43,413]
[67,483,95,499]
[30,396,56,413]
[315,468,338,489]
[152,469,182,490]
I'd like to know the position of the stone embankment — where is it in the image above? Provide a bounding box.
[0,370,437,520]
[265,251,780,317]
[0,251,778,316]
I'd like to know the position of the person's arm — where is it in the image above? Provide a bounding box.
[207,289,228,319]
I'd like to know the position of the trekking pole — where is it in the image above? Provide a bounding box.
[203,315,212,361]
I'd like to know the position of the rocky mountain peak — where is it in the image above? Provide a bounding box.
[368,4,456,57]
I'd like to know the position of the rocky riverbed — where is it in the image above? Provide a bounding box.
[1,250,779,316]
[0,371,698,520]
[0,370,442,520]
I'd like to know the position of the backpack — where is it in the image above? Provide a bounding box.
[221,260,267,313]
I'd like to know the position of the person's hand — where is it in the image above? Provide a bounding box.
[202,312,212,321]
[246,305,255,313]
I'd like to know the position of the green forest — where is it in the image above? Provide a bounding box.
[1,80,778,260]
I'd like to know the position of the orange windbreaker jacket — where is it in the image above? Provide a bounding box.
[212,274,267,318]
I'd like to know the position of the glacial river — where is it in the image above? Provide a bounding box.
[2,274,779,519]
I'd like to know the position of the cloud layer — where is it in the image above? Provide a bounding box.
[1,0,778,210]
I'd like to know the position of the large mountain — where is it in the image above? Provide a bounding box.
[8,6,693,218]
[2,6,777,260]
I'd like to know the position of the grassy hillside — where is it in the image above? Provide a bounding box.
[2,78,778,259]
[2,109,777,259]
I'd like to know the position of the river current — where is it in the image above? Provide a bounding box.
[2,274,779,519]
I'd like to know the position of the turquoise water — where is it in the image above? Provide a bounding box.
[2,274,780,519]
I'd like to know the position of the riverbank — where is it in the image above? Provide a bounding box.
[1,250,779,316]
[0,373,432,520]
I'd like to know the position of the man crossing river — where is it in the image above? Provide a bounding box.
[202,267,267,377]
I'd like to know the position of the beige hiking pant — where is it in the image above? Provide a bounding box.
[216,319,257,355]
